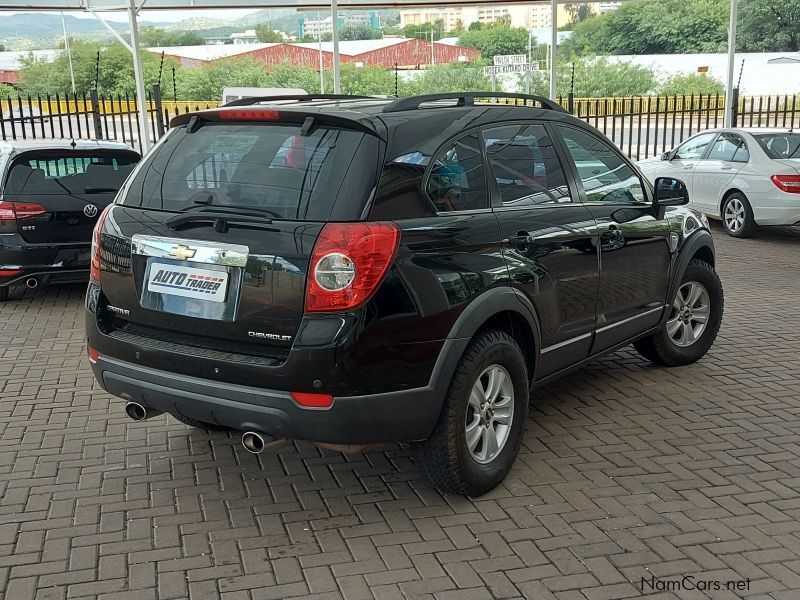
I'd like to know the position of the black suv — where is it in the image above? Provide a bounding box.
[85,93,723,496]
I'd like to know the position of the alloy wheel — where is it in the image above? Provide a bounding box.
[465,364,514,464]
[724,197,746,233]
[666,281,710,348]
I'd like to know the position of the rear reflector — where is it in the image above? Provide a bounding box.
[218,109,280,121]
[0,269,23,277]
[87,347,101,364]
[771,175,800,193]
[0,201,46,220]
[291,391,334,408]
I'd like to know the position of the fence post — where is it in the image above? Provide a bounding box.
[89,89,103,140]
[152,84,165,139]
[568,92,575,115]
[731,87,739,128]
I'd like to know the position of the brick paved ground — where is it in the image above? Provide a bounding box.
[2,223,800,600]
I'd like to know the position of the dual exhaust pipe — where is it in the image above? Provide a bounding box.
[124,402,279,455]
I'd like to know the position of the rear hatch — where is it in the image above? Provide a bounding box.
[98,110,383,359]
[3,149,140,244]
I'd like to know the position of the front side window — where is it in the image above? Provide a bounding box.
[556,125,646,205]
[483,123,571,207]
[707,133,750,162]
[673,133,716,160]
[426,132,488,212]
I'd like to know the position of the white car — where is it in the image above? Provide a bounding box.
[638,128,800,237]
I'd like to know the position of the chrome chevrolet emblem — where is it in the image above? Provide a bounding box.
[169,244,197,261]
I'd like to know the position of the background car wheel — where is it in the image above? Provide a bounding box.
[170,412,227,430]
[413,329,528,496]
[722,192,756,238]
[634,259,723,367]
[0,287,8,302]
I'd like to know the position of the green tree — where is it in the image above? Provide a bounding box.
[401,62,494,95]
[139,28,205,47]
[467,22,484,31]
[255,24,284,43]
[337,64,396,95]
[263,61,319,93]
[403,22,443,41]
[738,0,800,52]
[564,3,596,25]
[0,84,14,100]
[657,72,724,96]
[561,0,728,55]
[175,58,268,100]
[0,44,5,52]
[339,23,381,41]
[524,57,657,97]
[458,26,529,60]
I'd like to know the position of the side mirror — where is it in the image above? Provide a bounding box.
[661,150,672,161]
[654,177,689,206]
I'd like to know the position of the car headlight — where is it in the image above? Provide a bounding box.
[698,212,709,229]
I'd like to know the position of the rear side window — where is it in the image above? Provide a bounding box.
[484,123,571,207]
[707,133,749,162]
[5,152,139,196]
[754,133,800,160]
[425,132,488,212]
[124,123,378,221]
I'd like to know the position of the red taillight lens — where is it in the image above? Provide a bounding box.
[218,109,280,121]
[291,391,334,408]
[90,204,113,283]
[0,269,23,277]
[771,175,800,193]
[0,201,46,220]
[87,347,101,364]
[305,222,400,313]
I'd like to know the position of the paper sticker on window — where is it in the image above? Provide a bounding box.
[208,135,259,155]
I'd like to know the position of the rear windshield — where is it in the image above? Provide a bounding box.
[5,151,139,196]
[753,133,800,160]
[122,122,379,221]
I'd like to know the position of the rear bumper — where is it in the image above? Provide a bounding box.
[91,353,449,444]
[750,194,800,226]
[0,236,91,287]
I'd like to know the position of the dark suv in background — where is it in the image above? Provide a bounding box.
[85,93,723,496]
[0,140,140,300]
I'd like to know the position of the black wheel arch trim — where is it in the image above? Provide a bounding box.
[662,229,716,326]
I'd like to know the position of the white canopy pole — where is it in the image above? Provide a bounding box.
[549,0,557,100]
[331,0,341,93]
[724,0,738,127]
[61,12,76,94]
[128,0,151,151]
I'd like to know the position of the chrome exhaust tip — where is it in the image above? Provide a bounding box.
[242,431,266,454]
[124,401,162,421]
[25,277,38,289]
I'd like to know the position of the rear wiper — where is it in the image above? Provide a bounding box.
[85,186,119,194]
[165,211,278,233]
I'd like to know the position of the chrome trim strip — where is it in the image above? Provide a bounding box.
[541,332,593,354]
[595,306,665,334]
[131,235,249,267]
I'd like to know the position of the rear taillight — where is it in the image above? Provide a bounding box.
[0,201,46,221]
[87,347,101,364]
[0,269,22,277]
[771,175,800,194]
[90,204,113,283]
[305,222,400,313]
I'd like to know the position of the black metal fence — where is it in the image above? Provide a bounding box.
[1,86,797,160]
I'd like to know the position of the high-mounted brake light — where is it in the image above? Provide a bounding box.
[0,201,46,221]
[90,204,113,283]
[218,109,280,121]
[771,175,800,194]
[305,222,400,313]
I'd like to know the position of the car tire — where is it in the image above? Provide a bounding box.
[634,259,723,367]
[722,192,756,238]
[413,329,528,496]
[170,412,227,430]
[0,287,8,302]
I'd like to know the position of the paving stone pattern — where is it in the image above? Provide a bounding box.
[2,223,800,599]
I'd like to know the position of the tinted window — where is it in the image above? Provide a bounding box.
[673,133,716,160]
[5,152,138,196]
[484,123,571,207]
[556,125,646,204]
[426,132,488,212]
[707,133,749,162]
[124,123,377,221]
[754,133,800,159]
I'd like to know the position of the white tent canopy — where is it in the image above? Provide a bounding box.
[0,0,740,149]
